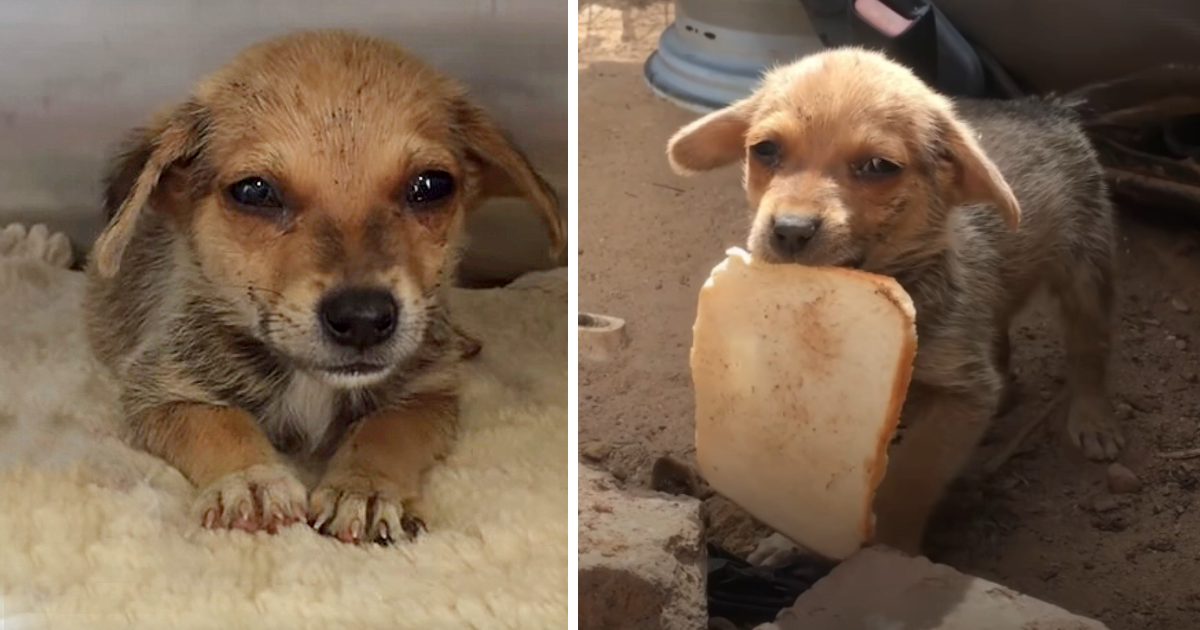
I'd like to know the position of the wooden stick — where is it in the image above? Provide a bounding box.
[983,394,1064,475]
[1157,448,1200,460]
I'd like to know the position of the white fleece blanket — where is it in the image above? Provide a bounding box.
[0,225,567,630]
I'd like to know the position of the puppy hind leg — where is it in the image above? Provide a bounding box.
[1051,246,1122,461]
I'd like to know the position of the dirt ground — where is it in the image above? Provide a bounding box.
[578,3,1200,629]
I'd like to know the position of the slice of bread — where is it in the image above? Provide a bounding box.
[690,248,917,560]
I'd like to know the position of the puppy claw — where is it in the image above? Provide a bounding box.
[194,463,307,534]
[307,489,340,532]
[310,477,422,546]
[374,521,395,546]
[370,500,403,544]
[231,497,257,532]
[401,514,427,541]
[1074,429,1125,462]
[1067,398,1125,461]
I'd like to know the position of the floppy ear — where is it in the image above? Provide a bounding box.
[453,100,565,256]
[938,113,1021,230]
[93,101,208,278]
[666,94,759,175]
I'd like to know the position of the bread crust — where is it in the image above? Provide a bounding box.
[692,248,917,558]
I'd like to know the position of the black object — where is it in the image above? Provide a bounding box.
[318,287,399,350]
[706,544,838,626]
[1163,114,1200,161]
[796,0,1024,100]
[1066,64,1200,218]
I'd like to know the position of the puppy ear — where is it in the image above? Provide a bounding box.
[939,114,1021,230]
[666,95,759,175]
[453,100,565,256]
[93,101,207,278]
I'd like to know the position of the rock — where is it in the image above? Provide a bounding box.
[772,547,1110,629]
[1092,514,1130,532]
[1107,463,1143,494]
[1115,402,1134,421]
[1091,495,1122,513]
[1147,537,1176,552]
[1178,339,1189,351]
[580,441,612,462]
[579,465,705,630]
[579,312,628,362]
[1171,297,1191,313]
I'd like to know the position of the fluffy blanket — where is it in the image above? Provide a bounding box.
[0,224,567,630]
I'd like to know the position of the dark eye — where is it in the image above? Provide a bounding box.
[227,177,282,210]
[405,170,455,208]
[855,157,902,178]
[750,140,780,164]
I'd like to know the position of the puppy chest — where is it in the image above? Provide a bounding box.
[265,372,345,454]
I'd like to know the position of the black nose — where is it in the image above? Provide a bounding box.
[770,214,821,257]
[319,288,399,350]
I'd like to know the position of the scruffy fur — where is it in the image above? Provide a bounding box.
[667,48,1119,554]
[83,30,564,545]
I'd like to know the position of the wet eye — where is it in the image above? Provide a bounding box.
[227,177,282,210]
[405,170,455,208]
[750,140,780,164]
[855,157,902,178]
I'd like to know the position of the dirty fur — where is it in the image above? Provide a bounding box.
[83,30,564,545]
[667,48,1118,555]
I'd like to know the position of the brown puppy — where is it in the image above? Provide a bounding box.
[83,30,564,544]
[667,47,1118,554]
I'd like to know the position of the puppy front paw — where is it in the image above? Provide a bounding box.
[0,223,73,268]
[1067,396,1124,461]
[309,471,425,545]
[747,532,804,567]
[195,463,308,533]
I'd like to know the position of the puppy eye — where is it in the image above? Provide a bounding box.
[750,141,780,163]
[405,170,455,208]
[228,177,282,210]
[855,157,902,178]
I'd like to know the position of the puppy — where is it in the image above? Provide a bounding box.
[667,47,1118,554]
[83,30,564,544]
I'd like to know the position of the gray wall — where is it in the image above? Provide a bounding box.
[0,0,567,282]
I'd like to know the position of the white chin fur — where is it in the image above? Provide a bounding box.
[314,366,394,389]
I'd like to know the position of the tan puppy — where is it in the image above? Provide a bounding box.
[667,47,1118,554]
[83,30,564,544]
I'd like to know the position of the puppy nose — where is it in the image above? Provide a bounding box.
[770,214,821,256]
[319,288,399,350]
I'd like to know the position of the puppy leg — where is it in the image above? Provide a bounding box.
[135,403,307,532]
[872,385,994,554]
[310,393,456,545]
[992,324,1018,416]
[747,532,805,568]
[1052,247,1122,460]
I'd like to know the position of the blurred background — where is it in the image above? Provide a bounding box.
[0,0,567,285]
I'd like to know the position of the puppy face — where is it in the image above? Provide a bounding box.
[667,48,1019,270]
[93,31,564,388]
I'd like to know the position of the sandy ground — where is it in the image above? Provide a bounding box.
[578,2,1200,629]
